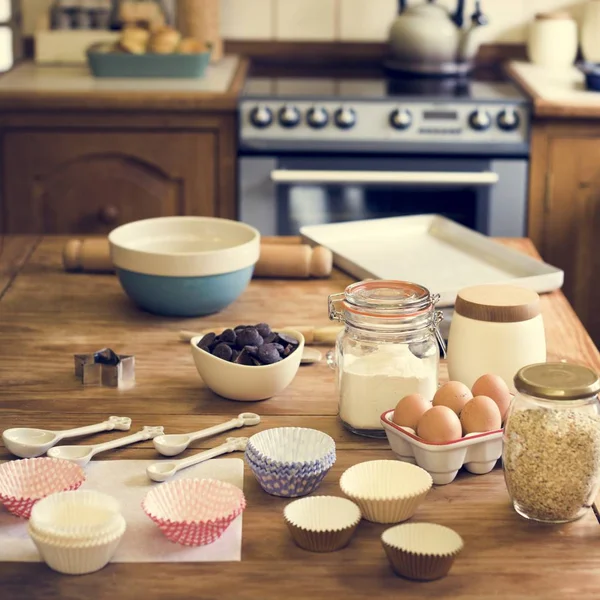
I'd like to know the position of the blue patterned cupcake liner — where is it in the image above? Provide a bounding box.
[245,448,336,478]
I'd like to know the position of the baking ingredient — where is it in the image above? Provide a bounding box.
[432,381,472,415]
[197,324,299,366]
[340,345,437,431]
[393,394,431,429]
[472,374,512,421]
[460,396,501,434]
[503,408,600,522]
[417,406,462,443]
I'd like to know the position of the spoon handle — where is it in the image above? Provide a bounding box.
[55,416,132,441]
[176,438,248,472]
[187,418,241,443]
[89,426,164,458]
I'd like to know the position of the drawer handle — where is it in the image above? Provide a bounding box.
[98,205,119,225]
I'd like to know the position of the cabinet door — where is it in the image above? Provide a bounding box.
[545,137,600,345]
[3,131,216,233]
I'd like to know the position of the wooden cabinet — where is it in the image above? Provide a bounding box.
[529,121,600,347]
[3,131,216,234]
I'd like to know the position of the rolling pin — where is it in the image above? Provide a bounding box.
[179,325,343,345]
[62,237,332,279]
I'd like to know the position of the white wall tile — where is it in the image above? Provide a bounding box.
[339,0,397,41]
[275,0,336,40]
[22,0,51,35]
[220,0,273,39]
[475,0,528,43]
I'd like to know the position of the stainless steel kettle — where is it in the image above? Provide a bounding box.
[387,0,488,76]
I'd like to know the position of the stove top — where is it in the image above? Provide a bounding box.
[239,71,531,156]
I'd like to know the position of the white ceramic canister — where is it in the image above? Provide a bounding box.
[581,1,600,63]
[527,12,578,68]
[447,285,547,392]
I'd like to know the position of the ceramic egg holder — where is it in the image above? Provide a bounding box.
[74,348,135,388]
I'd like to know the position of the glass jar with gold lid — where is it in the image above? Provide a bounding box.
[503,362,600,523]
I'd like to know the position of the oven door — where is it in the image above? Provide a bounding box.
[239,156,528,237]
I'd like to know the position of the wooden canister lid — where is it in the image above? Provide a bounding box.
[454,285,541,323]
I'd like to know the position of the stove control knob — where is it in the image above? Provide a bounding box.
[497,108,521,131]
[307,106,329,129]
[468,109,492,131]
[389,108,412,130]
[278,105,301,128]
[334,107,356,130]
[249,105,273,129]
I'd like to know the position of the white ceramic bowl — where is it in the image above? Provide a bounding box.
[339,460,432,524]
[381,522,464,581]
[108,216,260,317]
[190,329,305,401]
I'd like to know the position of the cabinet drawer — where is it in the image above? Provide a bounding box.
[3,130,216,233]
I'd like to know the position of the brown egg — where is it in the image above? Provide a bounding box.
[417,406,463,443]
[432,381,473,416]
[472,374,512,422]
[460,395,502,435]
[393,393,431,429]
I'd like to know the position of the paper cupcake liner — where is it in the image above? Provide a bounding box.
[29,520,125,575]
[247,428,336,471]
[340,460,432,524]
[30,490,122,540]
[0,458,86,519]
[142,478,246,547]
[284,496,361,552]
[381,523,464,581]
[245,449,336,478]
[249,461,332,498]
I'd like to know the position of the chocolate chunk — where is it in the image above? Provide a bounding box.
[234,325,247,332]
[255,323,271,338]
[272,343,285,355]
[263,332,277,344]
[220,328,236,344]
[257,344,282,365]
[213,343,233,362]
[236,327,264,349]
[231,349,240,362]
[93,348,120,366]
[234,348,255,366]
[277,333,299,347]
[251,357,262,366]
[283,344,294,357]
[198,332,216,350]
[244,345,259,357]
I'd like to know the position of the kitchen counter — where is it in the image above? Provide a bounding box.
[1,236,599,600]
[506,61,600,118]
[0,55,248,111]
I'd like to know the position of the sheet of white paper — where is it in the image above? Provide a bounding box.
[0,458,244,563]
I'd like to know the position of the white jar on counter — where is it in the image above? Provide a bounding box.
[527,12,578,68]
[447,285,547,392]
[581,1,600,63]
[328,280,443,438]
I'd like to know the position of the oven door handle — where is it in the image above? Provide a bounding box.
[270,170,499,186]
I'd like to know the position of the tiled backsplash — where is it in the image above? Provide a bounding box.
[23,0,588,44]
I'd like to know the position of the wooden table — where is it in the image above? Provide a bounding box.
[1,236,599,600]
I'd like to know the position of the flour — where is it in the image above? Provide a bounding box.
[339,345,437,431]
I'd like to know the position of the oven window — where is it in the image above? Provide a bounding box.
[278,184,478,235]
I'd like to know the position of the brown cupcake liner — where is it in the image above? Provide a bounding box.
[285,519,359,552]
[383,544,459,581]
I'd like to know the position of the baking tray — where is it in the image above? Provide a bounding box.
[300,215,563,307]
[87,45,211,78]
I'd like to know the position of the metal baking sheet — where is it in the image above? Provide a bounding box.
[300,215,564,307]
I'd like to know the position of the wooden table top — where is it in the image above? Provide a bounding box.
[1,236,599,600]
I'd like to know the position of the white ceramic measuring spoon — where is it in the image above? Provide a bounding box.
[2,416,132,459]
[146,437,249,483]
[153,413,260,457]
[47,426,164,467]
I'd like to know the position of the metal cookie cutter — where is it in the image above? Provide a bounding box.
[74,348,135,388]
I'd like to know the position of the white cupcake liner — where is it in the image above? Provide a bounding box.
[0,458,85,519]
[29,490,122,540]
[247,427,336,469]
[142,478,246,546]
[284,496,361,552]
[29,518,126,575]
[339,460,432,524]
[381,522,464,581]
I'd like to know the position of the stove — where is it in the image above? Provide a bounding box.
[239,73,530,156]
[237,71,531,239]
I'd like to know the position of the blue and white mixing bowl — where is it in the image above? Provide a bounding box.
[108,216,260,317]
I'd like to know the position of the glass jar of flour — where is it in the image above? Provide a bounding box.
[328,280,444,438]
